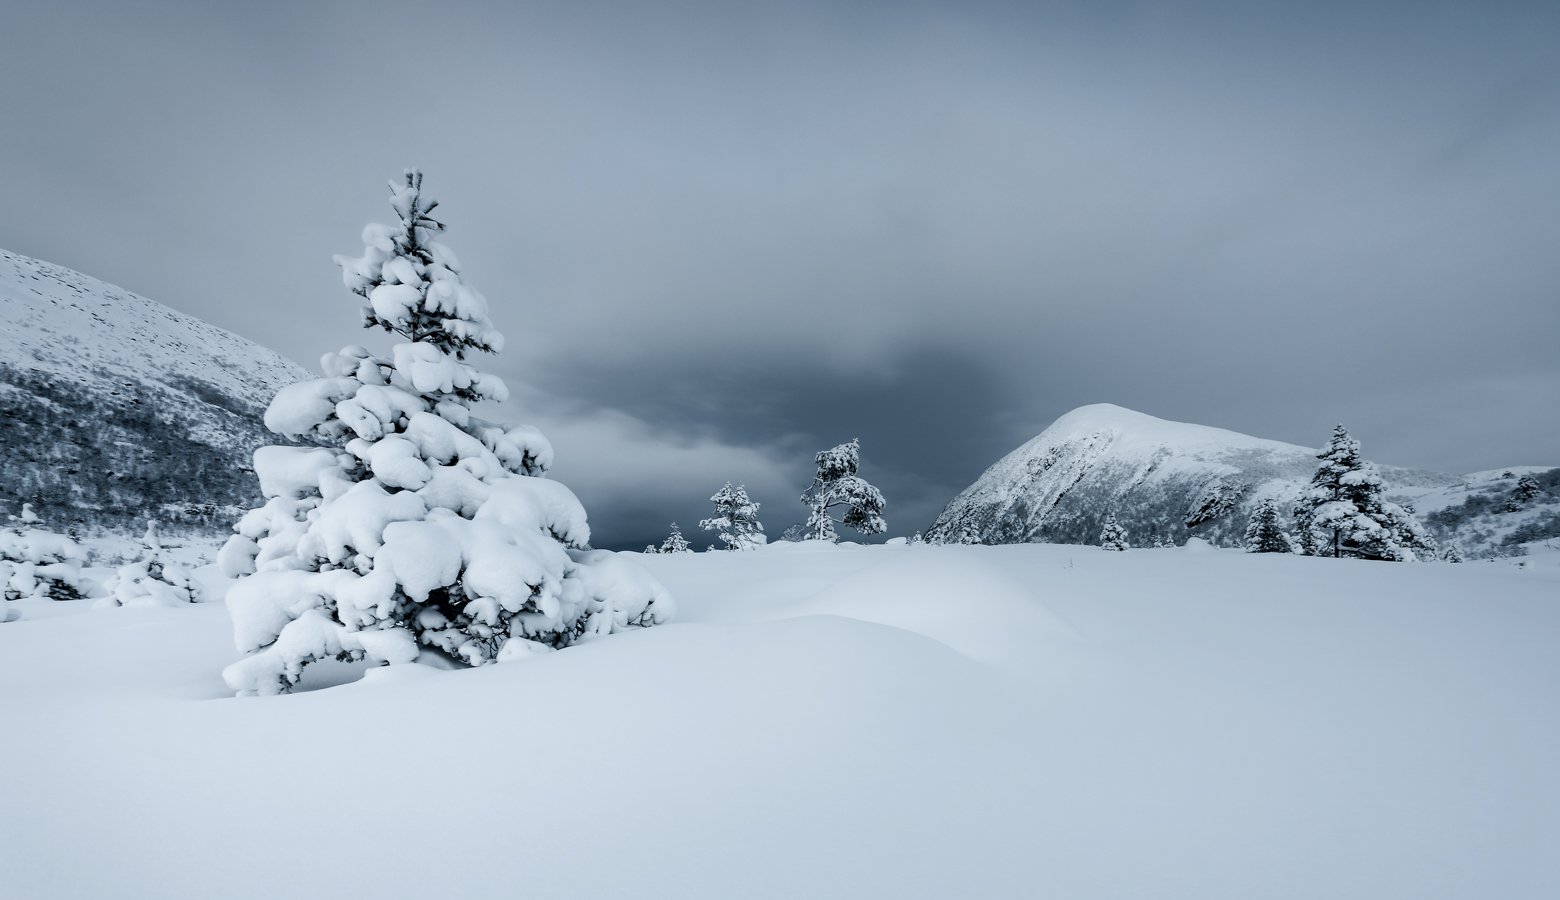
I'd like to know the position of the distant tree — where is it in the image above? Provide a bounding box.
[1293,425,1437,561]
[1243,499,1293,553]
[659,523,692,554]
[907,531,924,546]
[1099,512,1129,551]
[1440,544,1464,563]
[800,438,886,541]
[700,482,765,551]
[642,544,660,555]
[1507,474,1542,511]
[779,524,806,543]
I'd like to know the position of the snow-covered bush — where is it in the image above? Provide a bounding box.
[219,171,673,695]
[801,439,886,542]
[659,523,692,554]
[1293,425,1437,561]
[1098,512,1129,551]
[701,482,765,551]
[1243,499,1293,553]
[99,520,201,607]
[1,503,88,602]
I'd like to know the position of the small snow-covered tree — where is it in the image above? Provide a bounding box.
[100,520,201,607]
[1507,474,1542,511]
[700,482,765,551]
[1243,499,1293,553]
[218,170,673,695]
[1440,544,1464,563]
[1099,512,1129,551]
[801,439,886,542]
[1,504,88,602]
[659,523,691,554]
[1293,425,1436,561]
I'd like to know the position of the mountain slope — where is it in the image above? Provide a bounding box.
[0,249,309,530]
[928,403,1557,556]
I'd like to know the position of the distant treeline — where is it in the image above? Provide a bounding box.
[0,362,270,531]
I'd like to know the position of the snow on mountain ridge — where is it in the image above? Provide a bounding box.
[0,248,311,529]
[0,249,306,407]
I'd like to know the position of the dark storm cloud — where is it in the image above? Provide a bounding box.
[3,0,1557,547]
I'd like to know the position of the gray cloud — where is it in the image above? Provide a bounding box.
[3,1,1557,547]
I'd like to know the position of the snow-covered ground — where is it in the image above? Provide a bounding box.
[3,541,1557,899]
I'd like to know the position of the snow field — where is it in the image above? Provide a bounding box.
[1,541,1557,899]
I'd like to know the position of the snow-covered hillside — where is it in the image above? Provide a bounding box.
[1,542,1556,899]
[929,403,1558,556]
[0,249,309,530]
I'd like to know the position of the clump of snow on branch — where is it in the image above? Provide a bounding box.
[801,438,887,542]
[2,503,88,608]
[701,482,766,551]
[99,520,202,608]
[219,170,673,695]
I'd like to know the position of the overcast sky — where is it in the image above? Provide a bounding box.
[3,1,1557,548]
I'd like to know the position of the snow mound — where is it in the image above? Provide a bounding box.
[780,551,1079,665]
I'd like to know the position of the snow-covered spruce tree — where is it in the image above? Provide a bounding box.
[700,482,765,551]
[800,438,886,542]
[1243,499,1293,553]
[1292,425,1436,561]
[1507,474,1542,511]
[219,170,673,695]
[1099,512,1129,551]
[659,523,691,554]
[100,520,201,607]
[1440,544,1464,563]
[1,504,88,602]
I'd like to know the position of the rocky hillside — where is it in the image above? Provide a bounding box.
[927,404,1557,557]
[0,249,309,532]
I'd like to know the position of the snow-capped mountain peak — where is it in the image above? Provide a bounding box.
[928,403,1555,556]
